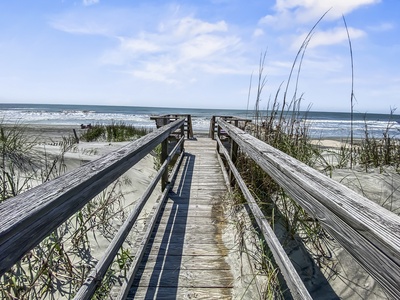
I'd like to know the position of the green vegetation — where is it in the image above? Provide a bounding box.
[80,122,152,142]
[0,122,139,299]
[357,110,400,173]
[0,123,39,202]
[227,14,399,299]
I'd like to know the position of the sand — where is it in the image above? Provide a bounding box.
[312,139,399,299]
[2,124,161,299]
[3,124,398,299]
[220,138,398,299]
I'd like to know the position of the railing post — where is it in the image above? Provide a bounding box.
[229,132,238,188]
[180,120,185,153]
[161,118,169,191]
[217,121,221,153]
[186,115,192,139]
[210,116,216,139]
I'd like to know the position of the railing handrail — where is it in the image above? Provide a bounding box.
[216,117,400,299]
[214,130,312,300]
[0,117,186,277]
[75,133,186,300]
[209,115,252,139]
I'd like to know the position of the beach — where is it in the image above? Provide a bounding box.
[312,139,399,299]
[1,121,399,299]
[0,123,163,299]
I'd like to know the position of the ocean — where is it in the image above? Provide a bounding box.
[0,103,399,140]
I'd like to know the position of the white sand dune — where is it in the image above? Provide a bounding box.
[4,124,398,299]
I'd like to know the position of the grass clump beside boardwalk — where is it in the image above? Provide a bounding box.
[357,110,400,173]
[80,121,152,142]
[0,123,40,202]
[229,46,399,297]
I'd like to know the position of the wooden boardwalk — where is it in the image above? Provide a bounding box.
[127,138,233,299]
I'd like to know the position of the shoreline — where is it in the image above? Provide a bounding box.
[2,123,212,143]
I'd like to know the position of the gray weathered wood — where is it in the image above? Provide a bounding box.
[126,286,232,300]
[0,118,185,276]
[126,138,233,299]
[218,118,400,299]
[116,149,186,300]
[74,136,185,300]
[216,135,312,300]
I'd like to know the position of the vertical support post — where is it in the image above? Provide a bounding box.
[210,116,216,139]
[186,115,192,139]
[229,120,239,187]
[161,118,169,191]
[180,120,185,153]
[72,129,79,144]
[216,121,221,153]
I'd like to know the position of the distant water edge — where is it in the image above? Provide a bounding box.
[0,103,399,140]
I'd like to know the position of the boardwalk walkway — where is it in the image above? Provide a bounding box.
[127,138,234,299]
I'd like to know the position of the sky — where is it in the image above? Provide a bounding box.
[0,0,399,113]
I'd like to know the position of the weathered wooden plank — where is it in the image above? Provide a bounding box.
[132,269,233,288]
[127,287,232,300]
[148,243,226,256]
[136,254,231,270]
[0,118,186,277]
[163,203,223,212]
[125,138,233,299]
[157,215,225,225]
[165,197,223,205]
[157,203,224,219]
[218,118,400,299]
[155,223,217,234]
[151,232,219,244]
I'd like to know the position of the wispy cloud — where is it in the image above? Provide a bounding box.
[367,22,395,32]
[49,11,113,35]
[83,0,99,6]
[291,26,366,49]
[260,0,381,27]
[100,15,247,83]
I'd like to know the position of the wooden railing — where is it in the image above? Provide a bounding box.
[213,117,400,299]
[209,115,251,139]
[150,114,193,139]
[0,117,187,299]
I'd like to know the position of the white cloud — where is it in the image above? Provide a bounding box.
[179,34,240,60]
[253,28,264,37]
[119,37,160,54]
[260,0,381,26]
[50,12,112,35]
[367,22,395,32]
[172,17,228,37]
[83,0,99,6]
[291,26,366,49]
[101,16,246,84]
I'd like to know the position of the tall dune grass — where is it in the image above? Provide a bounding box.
[80,121,152,142]
[230,15,399,298]
[0,122,145,299]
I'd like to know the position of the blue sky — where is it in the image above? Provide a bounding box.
[0,0,398,113]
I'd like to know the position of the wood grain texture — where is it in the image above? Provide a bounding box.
[216,135,312,300]
[126,286,232,300]
[126,138,234,299]
[74,137,186,299]
[218,118,400,299]
[0,118,185,276]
